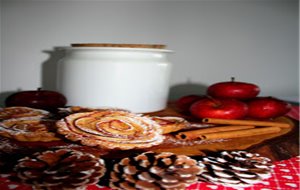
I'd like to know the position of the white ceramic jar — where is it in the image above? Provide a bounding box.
[57,44,172,113]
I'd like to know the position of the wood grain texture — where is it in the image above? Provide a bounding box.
[146,102,299,161]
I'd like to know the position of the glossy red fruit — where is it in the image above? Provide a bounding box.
[176,95,205,112]
[5,88,67,112]
[247,97,291,119]
[190,97,248,119]
[207,78,260,100]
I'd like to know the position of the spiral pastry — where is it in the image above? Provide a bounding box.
[0,106,49,121]
[56,110,164,150]
[0,117,60,142]
[150,116,190,134]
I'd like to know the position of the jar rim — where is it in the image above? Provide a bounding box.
[66,45,173,53]
[71,43,166,49]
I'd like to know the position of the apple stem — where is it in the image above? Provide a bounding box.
[207,96,221,107]
[37,87,42,91]
[231,77,235,82]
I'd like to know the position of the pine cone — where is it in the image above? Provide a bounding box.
[14,149,106,190]
[197,150,274,188]
[110,151,202,190]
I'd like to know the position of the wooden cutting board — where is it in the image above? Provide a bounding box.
[145,117,293,155]
[142,104,297,159]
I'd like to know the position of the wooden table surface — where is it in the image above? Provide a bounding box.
[148,103,299,161]
[247,118,299,161]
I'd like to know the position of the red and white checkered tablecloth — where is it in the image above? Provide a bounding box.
[1,156,299,190]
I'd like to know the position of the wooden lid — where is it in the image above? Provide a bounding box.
[71,43,166,49]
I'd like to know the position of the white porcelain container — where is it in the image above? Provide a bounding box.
[57,44,172,113]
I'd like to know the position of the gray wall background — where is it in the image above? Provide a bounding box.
[1,0,298,105]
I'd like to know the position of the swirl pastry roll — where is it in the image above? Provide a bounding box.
[56,110,164,150]
[0,106,49,121]
[0,117,60,142]
[150,116,190,134]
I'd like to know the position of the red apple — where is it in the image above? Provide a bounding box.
[176,95,205,112]
[5,88,67,112]
[246,97,291,119]
[207,78,260,100]
[190,97,248,119]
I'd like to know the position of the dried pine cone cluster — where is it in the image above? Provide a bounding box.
[110,151,203,190]
[11,149,275,190]
[14,149,106,190]
[196,150,274,188]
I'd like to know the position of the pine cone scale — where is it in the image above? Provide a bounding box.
[197,151,274,188]
[137,172,156,182]
[136,181,160,190]
[20,160,47,169]
[123,165,138,175]
[110,151,203,190]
